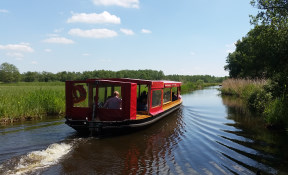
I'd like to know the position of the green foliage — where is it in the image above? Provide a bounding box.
[264,98,288,128]
[250,0,288,27]
[165,74,225,83]
[0,83,65,121]
[0,62,20,83]
[181,82,197,93]
[226,0,288,82]
[221,78,288,129]
[0,62,225,84]
[247,88,272,113]
[181,81,216,94]
[225,25,288,79]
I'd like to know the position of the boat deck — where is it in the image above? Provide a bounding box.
[136,99,182,120]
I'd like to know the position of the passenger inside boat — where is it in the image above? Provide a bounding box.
[137,91,147,111]
[172,92,178,101]
[103,91,122,109]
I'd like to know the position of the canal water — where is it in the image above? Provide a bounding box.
[0,86,287,174]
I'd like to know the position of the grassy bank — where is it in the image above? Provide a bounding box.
[0,82,65,123]
[181,81,218,94]
[220,79,288,130]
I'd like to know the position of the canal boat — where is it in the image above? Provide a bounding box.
[65,78,182,135]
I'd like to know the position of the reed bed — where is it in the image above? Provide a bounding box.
[221,78,267,98]
[0,82,65,123]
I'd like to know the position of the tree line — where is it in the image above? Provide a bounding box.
[225,0,288,97]
[0,62,224,83]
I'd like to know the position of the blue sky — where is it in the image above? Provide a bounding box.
[0,0,258,76]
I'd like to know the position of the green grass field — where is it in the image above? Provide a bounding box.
[0,82,65,123]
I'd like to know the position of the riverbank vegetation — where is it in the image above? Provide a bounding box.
[223,0,288,130]
[221,79,288,130]
[0,69,223,124]
[0,82,65,123]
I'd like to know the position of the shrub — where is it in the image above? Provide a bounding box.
[247,88,272,113]
[264,98,288,128]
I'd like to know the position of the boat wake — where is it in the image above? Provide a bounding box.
[0,142,72,175]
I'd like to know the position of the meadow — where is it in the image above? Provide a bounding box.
[0,82,65,123]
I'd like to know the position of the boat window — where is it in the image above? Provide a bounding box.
[152,90,162,107]
[163,88,171,103]
[97,86,122,109]
[137,85,148,111]
[72,83,89,107]
[172,87,179,101]
[137,85,148,99]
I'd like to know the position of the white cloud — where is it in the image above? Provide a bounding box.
[68,28,118,38]
[67,11,120,24]
[92,0,139,8]
[43,37,74,44]
[44,49,52,52]
[0,9,9,13]
[6,52,24,58]
[0,43,34,52]
[120,28,134,35]
[141,29,151,34]
[31,61,38,65]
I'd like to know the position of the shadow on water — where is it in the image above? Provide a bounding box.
[222,95,288,175]
[1,86,288,174]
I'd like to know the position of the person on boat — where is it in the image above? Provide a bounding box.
[137,97,147,111]
[172,92,178,101]
[103,91,122,109]
[140,91,147,100]
[137,91,148,111]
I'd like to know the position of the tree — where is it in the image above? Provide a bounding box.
[250,0,288,27]
[0,62,20,83]
[225,25,288,79]
[22,71,40,82]
[40,71,57,82]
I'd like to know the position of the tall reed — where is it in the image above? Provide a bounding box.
[221,78,267,98]
[0,82,65,122]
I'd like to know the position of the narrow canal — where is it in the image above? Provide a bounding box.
[0,86,287,174]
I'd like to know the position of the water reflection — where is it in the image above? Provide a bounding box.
[222,93,288,174]
[59,109,185,174]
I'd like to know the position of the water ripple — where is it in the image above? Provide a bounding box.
[171,102,278,174]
